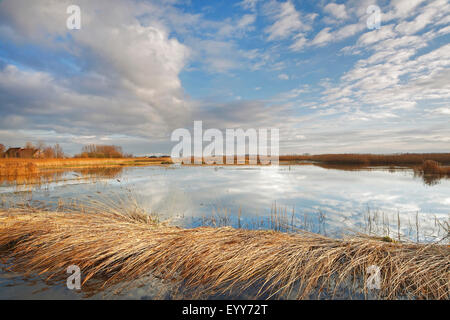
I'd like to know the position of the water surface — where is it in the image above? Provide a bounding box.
[1,165,449,299]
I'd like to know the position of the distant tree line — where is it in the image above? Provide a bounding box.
[0,142,132,159]
[75,144,132,158]
[0,141,65,159]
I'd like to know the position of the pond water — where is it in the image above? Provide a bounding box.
[0,165,449,299]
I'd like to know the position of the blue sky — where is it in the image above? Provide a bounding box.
[0,0,449,155]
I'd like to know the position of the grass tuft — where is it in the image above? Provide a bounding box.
[416,160,450,175]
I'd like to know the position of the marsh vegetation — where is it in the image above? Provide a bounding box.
[0,203,448,300]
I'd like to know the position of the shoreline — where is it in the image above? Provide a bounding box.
[2,153,450,167]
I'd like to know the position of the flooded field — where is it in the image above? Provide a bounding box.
[1,165,449,299]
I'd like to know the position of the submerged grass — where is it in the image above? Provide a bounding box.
[415,160,450,175]
[0,206,448,300]
[413,160,450,185]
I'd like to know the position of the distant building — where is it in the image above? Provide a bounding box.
[4,148,41,159]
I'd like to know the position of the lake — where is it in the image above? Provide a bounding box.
[0,165,449,299]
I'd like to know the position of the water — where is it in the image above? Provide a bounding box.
[0,165,449,299]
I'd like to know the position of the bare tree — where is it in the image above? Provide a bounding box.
[43,146,55,159]
[76,144,127,158]
[53,144,65,158]
[36,141,46,152]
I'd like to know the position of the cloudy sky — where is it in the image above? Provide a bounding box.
[0,0,449,155]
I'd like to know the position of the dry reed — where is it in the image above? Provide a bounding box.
[0,158,171,186]
[280,153,450,166]
[0,157,172,171]
[0,207,448,300]
[0,161,38,177]
[416,160,450,175]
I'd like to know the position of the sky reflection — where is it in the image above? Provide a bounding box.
[1,165,448,242]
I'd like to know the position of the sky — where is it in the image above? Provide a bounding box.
[0,0,449,156]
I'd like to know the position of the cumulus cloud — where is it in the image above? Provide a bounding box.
[0,1,192,143]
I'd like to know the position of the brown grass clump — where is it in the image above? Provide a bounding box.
[0,209,448,300]
[416,160,450,175]
[413,160,450,185]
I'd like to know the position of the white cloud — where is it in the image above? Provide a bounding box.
[217,14,256,37]
[274,86,309,100]
[357,24,396,45]
[191,39,250,73]
[324,3,348,20]
[289,34,308,51]
[264,0,309,40]
[238,0,259,12]
[0,0,191,140]
[395,6,438,34]
[311,27,333,46]
[391,0,428,18]
[311,22,365,47]
[238,14,257,29]
[433,107,450,115]
[322,30,450,123]
[278,73,289,80]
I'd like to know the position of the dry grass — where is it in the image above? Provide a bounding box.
[4,154,450,170]
[0,161,38,177]
[0,157,172,169]
[280,153,450,167]
[0,158,171,187]
[416,160,450,175]
[413,160,450,185]
[163,153,450,168]
[0,162,39,186]
[0,158,172,178]
[0,208,448,300]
